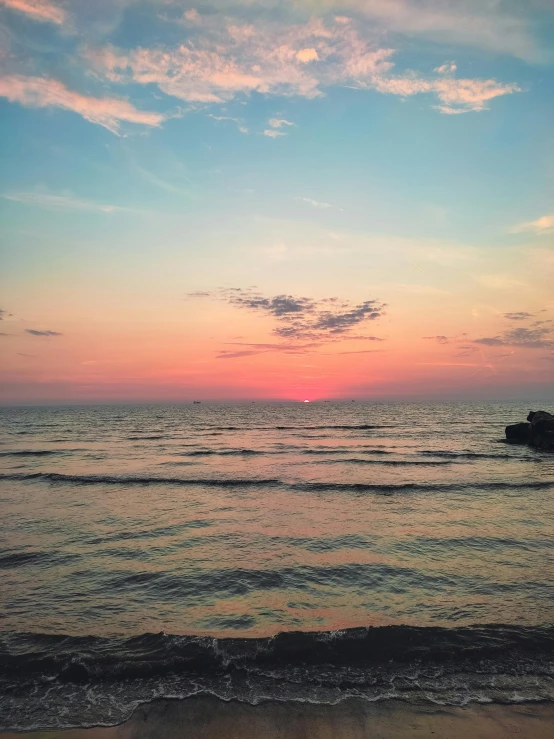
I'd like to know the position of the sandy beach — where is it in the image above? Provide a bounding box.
[2,698,554,739]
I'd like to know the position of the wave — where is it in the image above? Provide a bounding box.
[273,424,390,430]
[197,425,390,432]
[0,472,282,487]
[317,458,455,466]
[2,624,552,680]
[0,551,47,568]
[172,449,395,458]
[293,480,554,493]
[0,450,59,457]
[419,451,542,461]
[179,449,265,457]
[1,624,553,730]
[126,435,167,440]
[1,472,552,494]
[301,448,392,455]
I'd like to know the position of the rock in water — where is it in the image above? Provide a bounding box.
[527,410,554,424]
[505,422,531,444]
[506,410,554,452]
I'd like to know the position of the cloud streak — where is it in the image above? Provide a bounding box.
[263,116,296,137]
[473,326,553,349]
[25,329,62,336]
[216,341,320,358]
[297,197,344,211]
[423,333,467,344]
[268,118,295,128]
[3,191,149,214]
[207,113,248,133]
[0,0,65,25]
[511,215,554,235]
[0,75,164,134]
[336,0,539,61]
[423,335,451,344]
[503,312,535,321]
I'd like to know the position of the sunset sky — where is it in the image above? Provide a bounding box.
[0,0,553,403]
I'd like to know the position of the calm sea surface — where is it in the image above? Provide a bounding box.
[1,402,553,728]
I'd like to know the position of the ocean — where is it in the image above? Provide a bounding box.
[0,401,553,730]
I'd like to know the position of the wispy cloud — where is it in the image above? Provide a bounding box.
[299,0,540,61]
[511,215,554,235]
[474,274,528,290]
[473,326,554,349]
[504,312,535,321]
[296,197,344,212]
[216,340,385,359]
[0,0,65,25]
[25,329,62,336]
[268,118,295,129]
[423,333,467,344]
[207,113,248,133]
[0,75,164,134]
[327,348,383,355]
[84,16,520,115]
[3,191,149,214]
[434,61,457,74]
[262,117,296,138]
[378,283,450,296]
[455,344,480,357]
[217,341,320,359]
[187,291,212,298]
[190,288,386,345]
[423,335,451,344]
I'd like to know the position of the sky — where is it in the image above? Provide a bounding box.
[0,0,553,404]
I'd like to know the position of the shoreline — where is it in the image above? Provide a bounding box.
[2,698,554,739]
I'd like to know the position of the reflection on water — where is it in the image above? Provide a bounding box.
[0,401,553,637]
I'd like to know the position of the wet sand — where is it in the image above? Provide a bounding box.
[2,698,554,739]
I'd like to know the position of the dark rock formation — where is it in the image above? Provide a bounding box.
[505,422,531,443]
[506,410,554,452]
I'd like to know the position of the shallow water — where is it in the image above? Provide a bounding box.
[0,401,553,728]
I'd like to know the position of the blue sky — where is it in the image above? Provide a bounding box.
[0,0,553,402]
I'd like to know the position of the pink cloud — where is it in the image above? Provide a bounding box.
[85,23,326,103]
[511,215,554,235]
[371,74,520,113]
[83,17,520,114]
[312,0,539,62]
[0,0,65,24]
[0,74,164,133]
[433,77,521,113]
[296,47,319,62]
